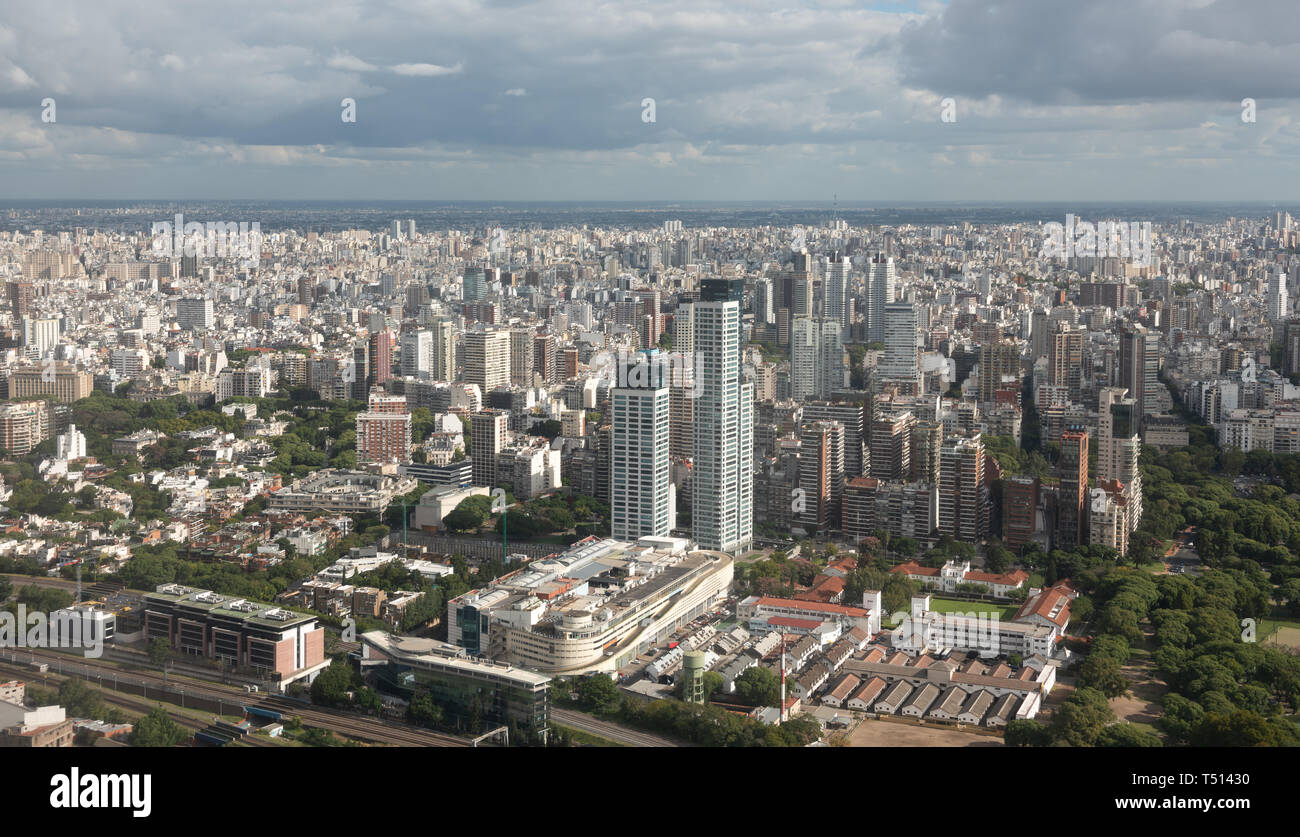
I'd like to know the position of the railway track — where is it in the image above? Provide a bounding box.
[0,659,276,747]
[551,708,681,747]
[6,649,469,747]
[255,696,468,747]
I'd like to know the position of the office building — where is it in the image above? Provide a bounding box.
[143,584,325,680]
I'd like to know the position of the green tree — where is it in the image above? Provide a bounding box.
[1077,653,1129,698]
[1004,719,1054,747]
[1052,687,1115,746]
[148,637,171,671]
[132,705,186,747]
[409,692,445,729]
[310,659,358,707]
[734,666,781,707]
[1095,724,1162,747]
[575,674,619,712]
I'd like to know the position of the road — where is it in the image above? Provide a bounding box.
[551,707,682,747]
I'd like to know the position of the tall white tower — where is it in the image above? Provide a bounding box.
[825,255,851,329]
[692,279,753,554]
[867,254,897,343]
[1268,272,1289,324]
[612,350,675,540]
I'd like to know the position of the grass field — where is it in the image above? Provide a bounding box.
[926,597,1020,622]
[1260,618,1300,650]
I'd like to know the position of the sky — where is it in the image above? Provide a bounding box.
[2,0,1300,202]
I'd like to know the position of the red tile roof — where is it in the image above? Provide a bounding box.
[753,596,870,617]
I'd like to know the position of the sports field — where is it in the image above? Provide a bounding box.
[1260,618,1300,651]
[925,597,1020,622]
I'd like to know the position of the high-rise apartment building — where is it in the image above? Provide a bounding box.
[8,281,35,319]
[356,393,412,465]
[368,329,394,387]
[22,316,60,357]
[533,333,559,384]
[1002,476,1039,550]
[798,420,844,534]
[431,319,457,382]
[1049,323,1084,402]
[670,301,695,459]
[1119,325,1159,429]
[8,363,92,403]
[400,330,433,378]
[176,297,215,331]
[510,328,535,386]
[878,302,920,390]
[867,253,897,343]
[471,410,509,488]
[691,279,753,554]
[1268,271,1289,324]
[938,432,988,543]
[979,338,1021,405]
[870,410,914,481]
[1098,387,1143,531]
[611,350,674,540]
[791,318,845,400]
[1057,430,1089,548]
[803,400,867,479]
[464,329,511,394]
[825,254,851,329]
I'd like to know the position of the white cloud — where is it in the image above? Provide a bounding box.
[328,52,378,73]
[504,88,527,96]
[390,62,464,77]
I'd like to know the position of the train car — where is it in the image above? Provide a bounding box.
[194,729,234,747]
[243,705,283,723]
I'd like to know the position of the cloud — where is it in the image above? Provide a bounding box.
[327,52,378,73]
[896,0,1300,105]
[0,0,1298,200]
[390,62,464,77]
